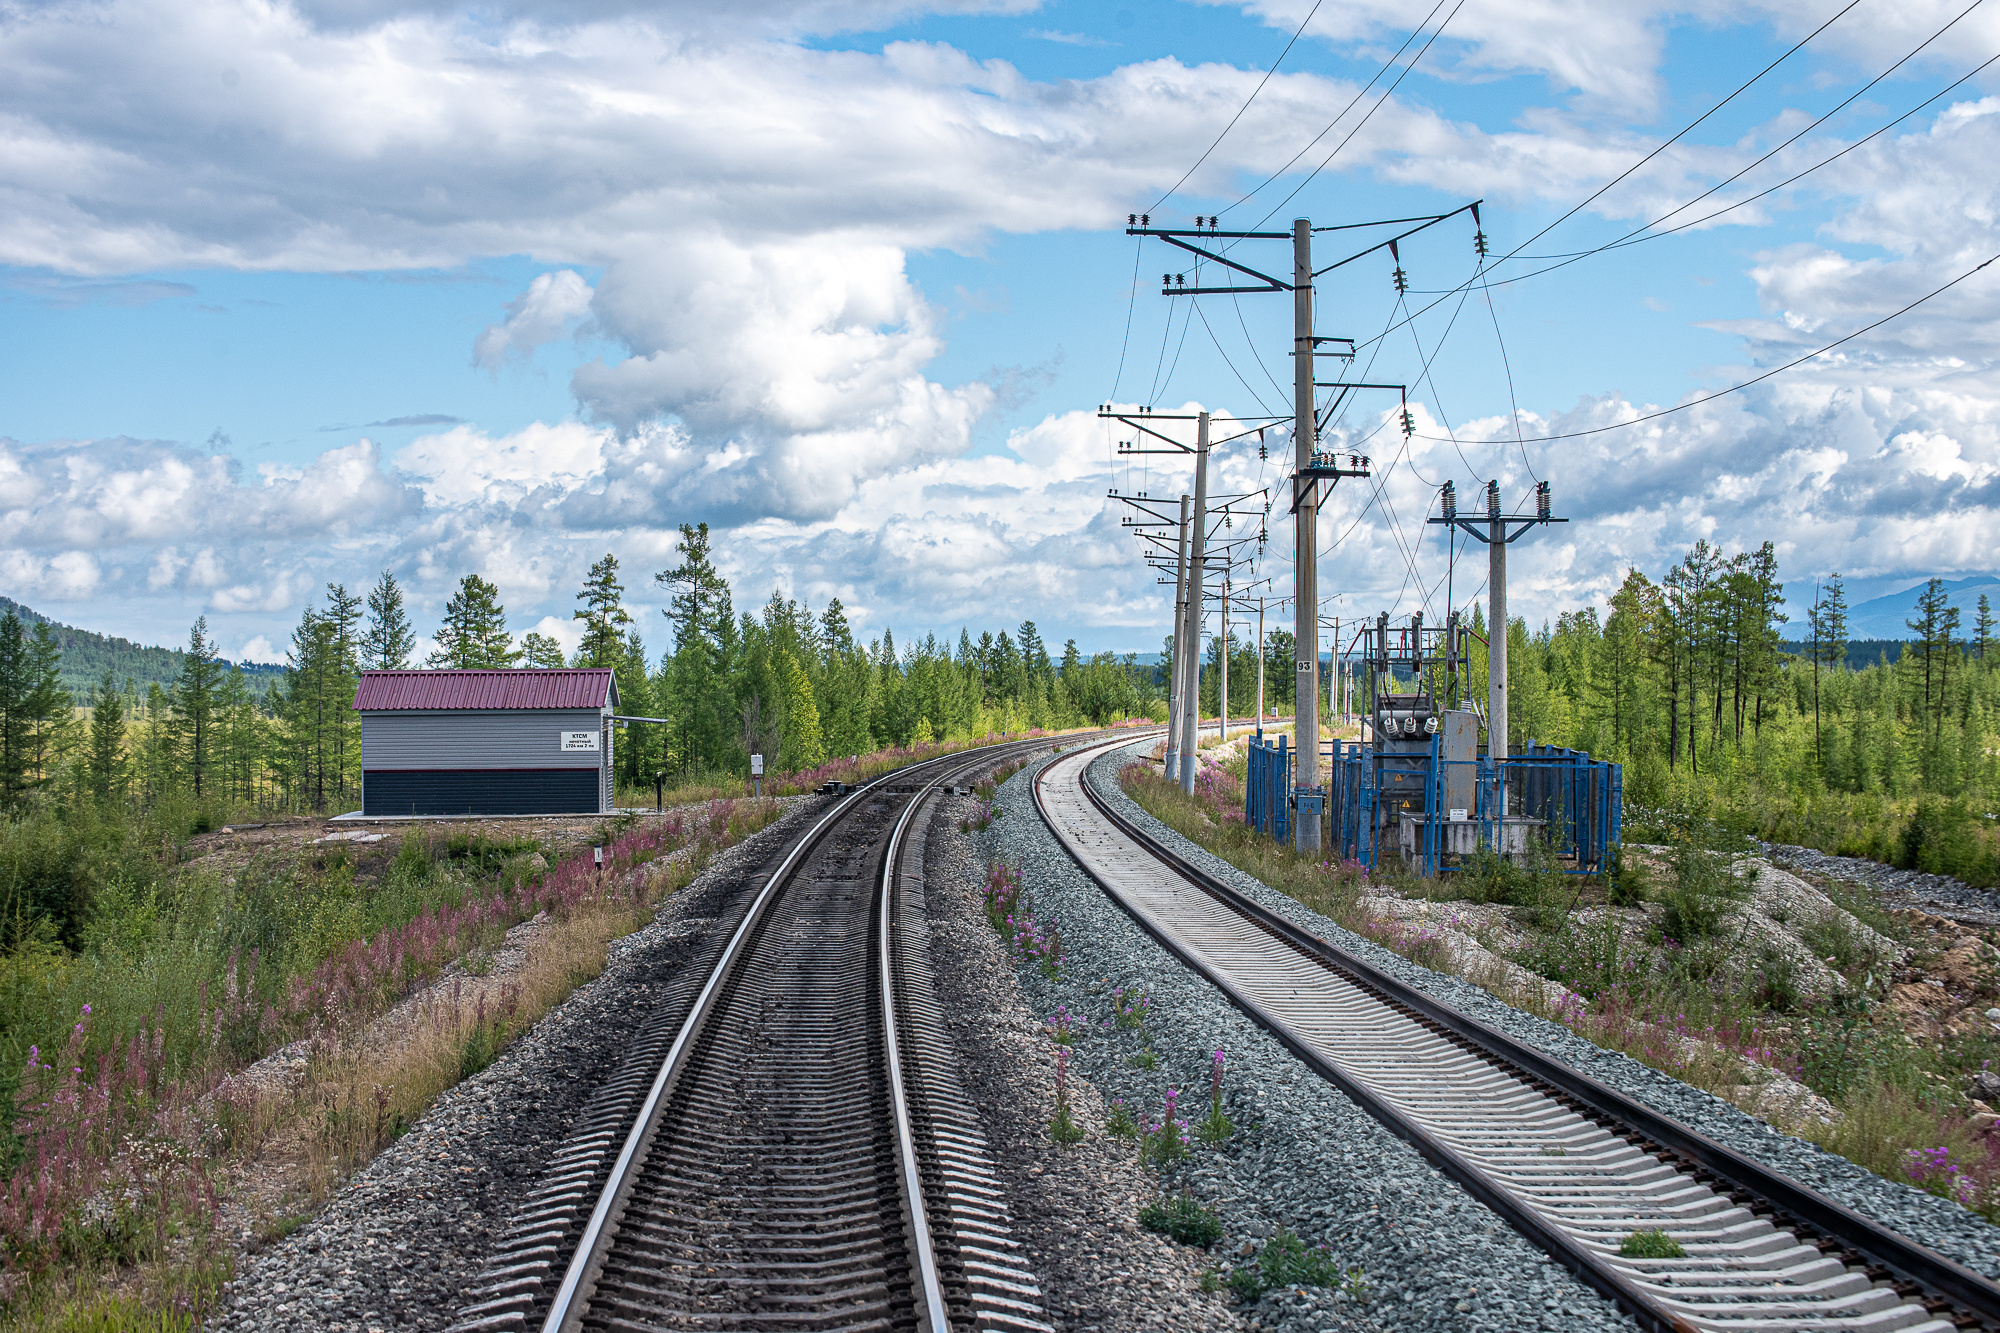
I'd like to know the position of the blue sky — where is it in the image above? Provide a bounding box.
[2,0,1996,661]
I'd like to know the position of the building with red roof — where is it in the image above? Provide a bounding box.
[354,668,620,816]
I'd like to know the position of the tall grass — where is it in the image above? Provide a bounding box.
[0,797,784,1324]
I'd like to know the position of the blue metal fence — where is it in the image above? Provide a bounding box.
[1243,731,1621,876]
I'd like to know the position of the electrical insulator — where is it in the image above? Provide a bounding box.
[1141,214,1150,226]
[1474,230,1489,258]
[1400,408,1415,437]
[1486,479,1501,518]
[1393,266,1409,294]
[1162,273,1172,286]
[1176,273,1186,286]
[1258,441,1268,461]
[1128,214,1137,226]
[1536,479,1551,520]
[1440,480,1456,521]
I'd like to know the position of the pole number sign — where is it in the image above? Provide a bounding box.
[560,731,601,752]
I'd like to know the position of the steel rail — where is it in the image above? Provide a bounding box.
[538,731,1125,1332]
[1034,734,1998,1333]
[881,754,954,1332]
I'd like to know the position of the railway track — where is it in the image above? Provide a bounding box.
[447,737,1084,1333]
[1035,735,2000,1333]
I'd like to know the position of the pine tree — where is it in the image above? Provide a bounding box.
[360,570,417,670]
[1905,578,1959,739]
[519,632,567,668]
[656,523,731,653]
[171,616,224,798]
[22,622,71,790]
[429,575,518,669]
[0,612,29,802]
[88,669,126,801]
[1974,593,1994,666]
[574,553,632,668]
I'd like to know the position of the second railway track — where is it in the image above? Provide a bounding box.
[1035,734,2000,1333]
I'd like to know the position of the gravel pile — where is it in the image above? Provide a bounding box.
[981,746,1627,1333]
[1758,839,2000,924]
[1061,740,2000,1287]
[208,798,829,1333]
[926,787,1246,1333]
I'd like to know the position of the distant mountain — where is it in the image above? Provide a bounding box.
[0,596,286,701]
[1839,575,2000,642]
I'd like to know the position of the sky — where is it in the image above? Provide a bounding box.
[2,0,1998,663]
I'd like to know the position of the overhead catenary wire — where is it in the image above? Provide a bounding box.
[1420,249,2000,444]
[1217,0,1455,225]
[1349,0,1869,356]
[1149,0,1327,214]
[1246,0,1469,233]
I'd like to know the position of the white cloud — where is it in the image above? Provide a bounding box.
[474,269,594,371]
[397,420,609,507]
[0,549,103,600]
[523,614,583,657]
[237,634,287,664]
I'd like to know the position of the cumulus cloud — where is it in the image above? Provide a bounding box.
[237,634,287,664]
[3,0,1997,649]
[475,270,594,371]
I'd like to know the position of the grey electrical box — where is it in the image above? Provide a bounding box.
[1441,709,1479,818]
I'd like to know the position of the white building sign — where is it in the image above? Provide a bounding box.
[561,730,601,752]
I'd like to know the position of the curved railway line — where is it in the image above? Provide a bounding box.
[447,737,1083,1333]
[1034,734,2000,1333]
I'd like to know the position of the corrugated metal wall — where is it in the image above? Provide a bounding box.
[361,710,608,771]
[362,769,602,816]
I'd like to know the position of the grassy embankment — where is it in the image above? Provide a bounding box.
[1121,750,2000,1226]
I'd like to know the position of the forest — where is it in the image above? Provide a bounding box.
[0,521,1163,870]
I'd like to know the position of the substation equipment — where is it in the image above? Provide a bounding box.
[1243,613,1621,878]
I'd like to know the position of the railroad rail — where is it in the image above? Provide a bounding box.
[1035,735,2000,1333]
[448,737,1082,1333]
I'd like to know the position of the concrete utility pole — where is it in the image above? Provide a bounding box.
[1486,480,1508,769]
[1292,218,1320,851]
[1428,477,1565,823]
[1180,412,1210,791]
[1166,493,1190,779]
[1218,577,1229,745]
[1256,596,1265,727]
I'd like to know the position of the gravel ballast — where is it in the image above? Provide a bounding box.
[982,743,1630,1333]
[926,786,1246,1332]
[1757,839,2000,925]
[208,797,829,1333]
[1058,740,2000,1288]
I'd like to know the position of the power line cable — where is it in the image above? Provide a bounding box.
[1247,0,1469,231]
[1352,0,1865,355]
[1419,249,2000,444]
[1150,0,1326,213]
[1491,1,1861,269]
[1109,235,1144,401]
[1466,48,2000,296]
[1216,0,1454,224]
